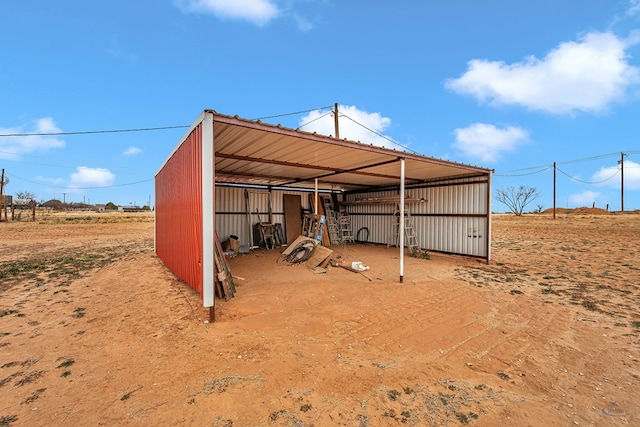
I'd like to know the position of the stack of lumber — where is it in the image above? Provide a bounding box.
[214,233,236,300]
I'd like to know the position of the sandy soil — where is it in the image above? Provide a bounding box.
[1,211,639,426]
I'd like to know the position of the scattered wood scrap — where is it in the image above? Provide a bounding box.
[282,236,316,256]
[336,262,372,281]
[214,232,235,301]
[305,245,333,269]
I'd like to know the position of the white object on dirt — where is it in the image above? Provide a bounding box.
[351,261,370,271]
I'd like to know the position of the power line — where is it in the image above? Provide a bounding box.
[494,165,553,177]
[557,151,622,165]
[0,125,189,138]
[497,163,553,173]
[0,106,337,138]
[298,111,333,130]
[0,152,142,174]
[7,173,153,190]
[495,151,637,176]
[338,113,420,155]
[251,105,333,121]
[556,166,620,184]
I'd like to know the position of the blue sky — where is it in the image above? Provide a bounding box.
[1,0,640,211]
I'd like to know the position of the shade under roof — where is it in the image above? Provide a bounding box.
[211,110,490,191]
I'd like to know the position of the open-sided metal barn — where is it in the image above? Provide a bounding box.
[155,110,493,313]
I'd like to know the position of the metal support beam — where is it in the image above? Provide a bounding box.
[202,112,215,312]
[399,158,405,283]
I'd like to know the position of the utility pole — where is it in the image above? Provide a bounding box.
[63,192,66,204]
[334,103,340,139]
[553,162,556,219]
[620,152,625,212]
[0,168,4,221]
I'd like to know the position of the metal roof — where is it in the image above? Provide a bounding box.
[209,110,491,191]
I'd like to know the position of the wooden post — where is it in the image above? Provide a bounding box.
[553,162,556,219]
[0,168,4,221]
[32,200,36,221]
[314,179,318,215]
[621,152,625,212]
[334,103,339,139]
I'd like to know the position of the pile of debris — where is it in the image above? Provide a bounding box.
[279,236,372,281]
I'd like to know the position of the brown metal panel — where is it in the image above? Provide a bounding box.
[283,194,302,245]
[155,123,203,294]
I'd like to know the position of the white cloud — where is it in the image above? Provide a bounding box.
[108,35,137,61]
[123,146,142,156]
[299,105,398,149]
[174,0,279,26]
[592,159,640,190]
[292,12,313,31]
[626,0,640,16]
[445,32,640,114]
[35,175,66,186]
[452,123,529,163]
[69,167,116,190]
[568,190,602,207]
[0,117,65,160]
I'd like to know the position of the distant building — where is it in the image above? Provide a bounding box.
[118,205,144,213]
[13,198,33,209]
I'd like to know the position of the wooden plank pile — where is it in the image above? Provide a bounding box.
[214,233,236,300]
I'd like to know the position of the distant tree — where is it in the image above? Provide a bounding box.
[42,199,63,209]
[496,185,540,216]
[105,202,118,210]
[15,191,36,200]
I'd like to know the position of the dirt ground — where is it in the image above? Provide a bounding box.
[1,211,639,426]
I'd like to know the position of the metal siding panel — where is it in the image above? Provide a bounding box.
[214,187,317,248]
[215,186,247,245]
[346,176,490,258]
[155,123,203,294]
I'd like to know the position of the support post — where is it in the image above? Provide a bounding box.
[399,158,405,283]
[202,111,215,311]
[314,179,318,215]
[486,171,492,263]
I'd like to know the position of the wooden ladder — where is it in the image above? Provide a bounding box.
[321,195,342,245]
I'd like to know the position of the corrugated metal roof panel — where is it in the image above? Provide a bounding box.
[211,112,490,191]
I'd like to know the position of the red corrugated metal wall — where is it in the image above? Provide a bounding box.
[155,123,203,294]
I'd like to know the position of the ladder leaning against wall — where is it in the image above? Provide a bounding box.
[320,195,342,245]
[338,205,354,243]
[387,206,419,255]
